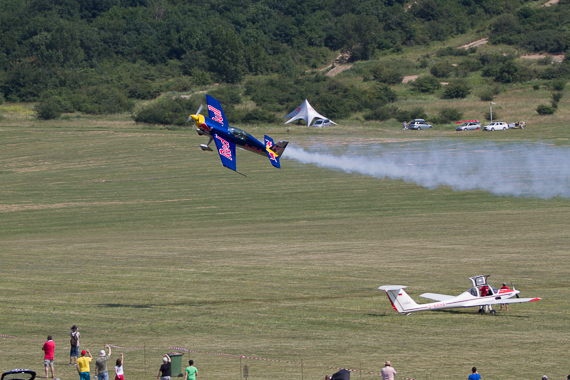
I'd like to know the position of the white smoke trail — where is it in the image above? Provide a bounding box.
[284,140,570,198]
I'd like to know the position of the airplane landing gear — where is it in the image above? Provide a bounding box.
[200,136,214,151]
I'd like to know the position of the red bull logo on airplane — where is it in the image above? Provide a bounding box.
[208,105,224,125]
[216,135,232,160]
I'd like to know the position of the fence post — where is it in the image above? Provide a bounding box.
[301,359,303,380]
[144,344,146,374]
[360,363,362,380]
[240,356,242,380]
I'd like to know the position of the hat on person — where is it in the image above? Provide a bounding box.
[502,282,507,286]
[385,361,391,366]
[100,350,106,357]
[163,357,168,363]
[71,325,77,331]
[81,350,86,355]
[542,376,548,380]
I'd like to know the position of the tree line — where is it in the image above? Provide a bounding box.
[0,0,533,104]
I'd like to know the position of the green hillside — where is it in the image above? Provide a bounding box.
[1,0,570,128]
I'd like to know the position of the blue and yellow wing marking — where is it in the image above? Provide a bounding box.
[213,133,237,171]
[206,95,229,126]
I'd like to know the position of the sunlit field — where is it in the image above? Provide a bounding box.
[1,116,569,380]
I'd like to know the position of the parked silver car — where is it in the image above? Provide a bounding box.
[312,119,332,127]
[483,122,508,131]
[456,121,480,131]
[408,119,433,130]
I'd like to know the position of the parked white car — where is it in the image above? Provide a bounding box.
[312,119,332,127]
[483,122,508,131]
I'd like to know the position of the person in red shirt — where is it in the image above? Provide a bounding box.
[42,335,55,378]
[500,282,510,311]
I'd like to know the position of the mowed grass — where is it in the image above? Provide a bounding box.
[0,121,569,380]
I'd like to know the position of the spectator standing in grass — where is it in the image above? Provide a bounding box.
[157,354,171,380]
[184,360,198,380]
[468,367,481,380]
[70,325,81,365]
[403,121,408,130]
[381,361,396,380]
[77,349,93,380]
[114,353,124,380]
[500,283,510,312]
[42,335,55,379]
[95,345,112,380]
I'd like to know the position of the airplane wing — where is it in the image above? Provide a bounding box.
[206,95,229,126]
[483,297,541,305]
[419,293,455,302]
[213,133,237,171]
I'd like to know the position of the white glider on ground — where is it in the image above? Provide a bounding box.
[378,275,541,315]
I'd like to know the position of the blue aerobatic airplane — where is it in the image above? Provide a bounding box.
[187,95,289,172]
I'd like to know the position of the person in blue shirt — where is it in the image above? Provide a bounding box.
[468,367,481,380]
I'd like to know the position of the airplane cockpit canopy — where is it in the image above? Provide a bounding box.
[229,127,250,141]
[469,275,491,288]
[470,285,499,297]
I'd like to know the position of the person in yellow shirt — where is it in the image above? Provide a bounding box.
[77,349,93,380]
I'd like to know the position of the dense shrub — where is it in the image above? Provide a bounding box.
[410,75,441,93]
[133,97,199,125]
[370,65,403,84]
[394,108,411,122]
[436,107,463,124]
[441,80,471,99]
[240,108,278,124]
[430,61,454,78]
[190,69,213,86]
[458,58,483,72]
[0,92,4,105]
[436,47,469,57]
[552,92,563,103]
[493,61,535,83]
[479,90,494,101]
[364,107,392,121]
[35,98,62,120]
[536,104,556,115]
[71,86,134,114]
[125,82,161,100]
[209,86,242,105]
[550,79,566,91]
[409,107,428,120]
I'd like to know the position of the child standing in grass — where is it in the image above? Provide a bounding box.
[114,353,124,380]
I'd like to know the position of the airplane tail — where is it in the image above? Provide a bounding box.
[378,285,419,314]
[264,135,289,169]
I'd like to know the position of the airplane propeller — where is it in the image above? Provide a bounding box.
[187,104,204,123]
[511,282,520,298]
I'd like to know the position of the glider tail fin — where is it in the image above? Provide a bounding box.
[264,135,289,169]
[378,286,419,314]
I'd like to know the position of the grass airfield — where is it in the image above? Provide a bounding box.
[1,118,569,380]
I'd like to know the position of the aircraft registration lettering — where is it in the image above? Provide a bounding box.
[216,135,233,160]
[208,105,224,125]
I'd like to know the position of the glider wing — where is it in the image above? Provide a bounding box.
[419,293,456,302]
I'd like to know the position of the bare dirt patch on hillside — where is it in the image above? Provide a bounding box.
[459,38,488,49]
[520,53,565,62]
